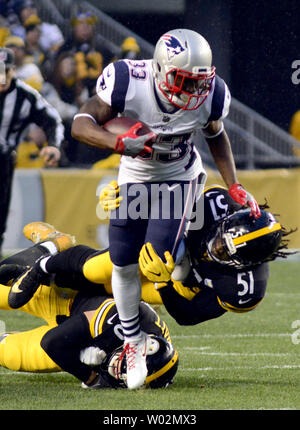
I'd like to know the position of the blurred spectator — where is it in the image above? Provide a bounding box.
[4,35,77,126]
[52,51,88,108]
[120,37,141,60]
[8,0,64,54]
[22,14,58,82]
[289,110,300,158]
[2,2,23,39]
[4,34,43,91]
[0,15,11,46]
[53,13,117,167]
[50,51,90,166]
[22,15,44,67]
[57,12,113,97]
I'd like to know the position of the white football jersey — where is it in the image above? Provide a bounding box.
[96,59,231,184]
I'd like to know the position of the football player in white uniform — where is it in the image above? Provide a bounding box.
[71,29,260,390]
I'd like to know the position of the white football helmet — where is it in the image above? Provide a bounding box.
[152,29,215,110]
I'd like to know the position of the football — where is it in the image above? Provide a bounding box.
[103,117,151,136]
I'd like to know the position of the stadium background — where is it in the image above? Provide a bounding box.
[90,0,300,131]
[1,0,300,414]
[2,0,300,251]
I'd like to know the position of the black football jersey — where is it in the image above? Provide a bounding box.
[159,186,269,325]
[187,184,241,260]
[71,293,171,352]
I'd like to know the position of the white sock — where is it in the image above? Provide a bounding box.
[111,263,142,342]
[39,241,58,255]
[39,256,51,273]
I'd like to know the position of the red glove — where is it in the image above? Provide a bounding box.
[228,183,261,218]
[115,123,156,158]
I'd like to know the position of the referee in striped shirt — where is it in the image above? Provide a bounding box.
[0,47,64,258]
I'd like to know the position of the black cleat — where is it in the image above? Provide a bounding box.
[0,264,28,285]
[8,264,47,309]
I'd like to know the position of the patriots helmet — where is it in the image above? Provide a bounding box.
[152,29,215,110]
[204,209,283,269]
[104,335,179,389]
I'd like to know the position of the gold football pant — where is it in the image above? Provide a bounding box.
[0,251,196,373]
[0,325,60,372]
[82,250,197,303]
[0,282,75,372]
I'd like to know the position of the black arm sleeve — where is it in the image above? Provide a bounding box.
[158,282,226,325]
[93,326,122,353]
[41,314,94,383]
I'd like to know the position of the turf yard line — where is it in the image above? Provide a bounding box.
[183,365,300,371]
[173,333,291,338]
[182,350,298,356]
[268,293,300,296]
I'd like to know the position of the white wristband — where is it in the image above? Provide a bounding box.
[73,113,97,124]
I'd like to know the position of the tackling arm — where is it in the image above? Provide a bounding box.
[157,281,226,325]
[40,313,100,385]
[204,120,261,218]
[204,120,238,187]
[138,242,227,324]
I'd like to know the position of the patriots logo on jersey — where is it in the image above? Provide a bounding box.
[162,34,185,60]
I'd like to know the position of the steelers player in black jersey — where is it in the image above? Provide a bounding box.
[0,272,178,389]
[40,293,177,389]
[0,184,291,383]
[0,185,288,325]
[0,237,178,389]
[139,185,291,325]
[1,184,291,326]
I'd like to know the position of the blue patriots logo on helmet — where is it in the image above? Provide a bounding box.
[162,34,185,60]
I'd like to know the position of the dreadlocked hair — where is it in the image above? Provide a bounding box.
[259,198,298,261]
[259,200,270,211]
[270,227,298,261]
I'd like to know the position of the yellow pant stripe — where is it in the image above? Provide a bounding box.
[90,298,115,338]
